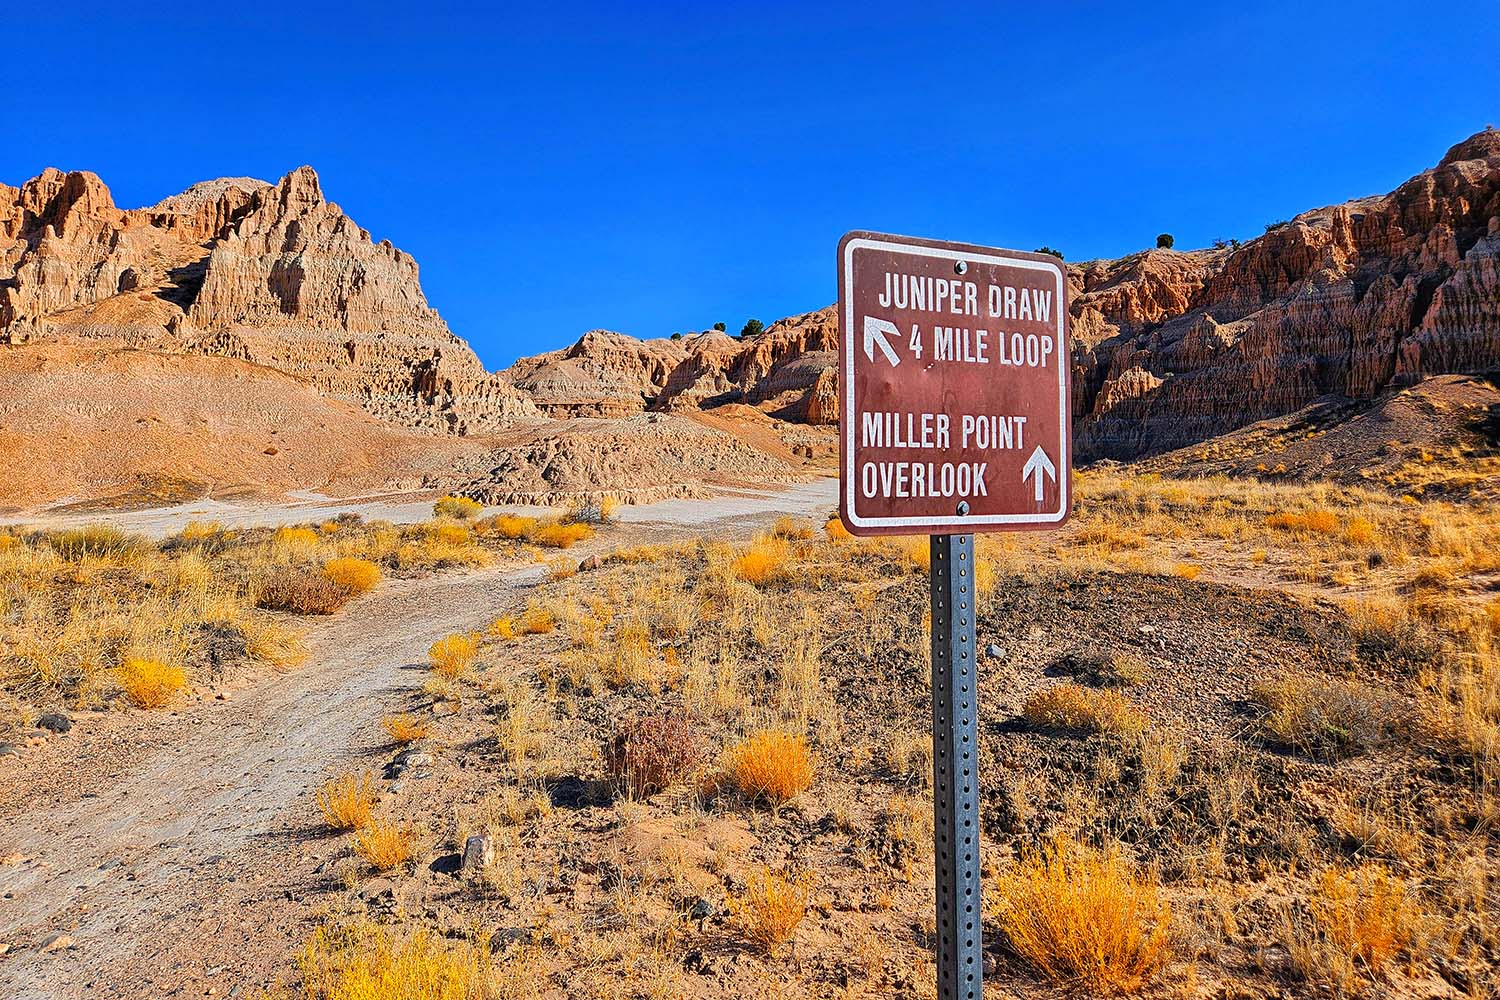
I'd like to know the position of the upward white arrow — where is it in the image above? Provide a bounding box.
[863,316,901,367]
[1020,445,1057,503]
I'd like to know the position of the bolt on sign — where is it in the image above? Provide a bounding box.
[838,231,1071,535]
[837,231,1072,1000]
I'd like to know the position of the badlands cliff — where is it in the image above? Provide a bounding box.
[0,166,538,436]
[491,129,1500,459]
[2,129,1497,508]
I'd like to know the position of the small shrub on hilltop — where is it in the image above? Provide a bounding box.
[322,557,382,595]
[727,729,815,804]
[428,633,480,678]
[992,837,1171,994]
[317,771,375,830]
[605,713,705,797]
[1284,863,1425,992]
[354,818,414,870]
[433,495,483,520]
[257,568,354,615]
[488,616,517,640]
[1023,683,1147,737]
[382,713,429,745]
[1251,675,1403,758]
[533,521,594,549]
[117,657,187,708]
[729,866,811,955]
[733,535,790,586]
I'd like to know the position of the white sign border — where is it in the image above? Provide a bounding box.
[841,237,1070,529]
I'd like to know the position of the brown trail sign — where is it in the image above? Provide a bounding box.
[838,231,1071,534]
[837,231,1073,1000]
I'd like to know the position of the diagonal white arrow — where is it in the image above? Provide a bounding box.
[863,315,901,367]
[1020,445,1056,503]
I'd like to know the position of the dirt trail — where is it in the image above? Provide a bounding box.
[0,560,550,998]
[0,489,809,999]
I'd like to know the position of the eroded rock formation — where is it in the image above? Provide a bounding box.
[1069,129,1500,457]
[0,165,539,435]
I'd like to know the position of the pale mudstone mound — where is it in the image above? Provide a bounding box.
[445,412,808,505]
[0,344,487,511]
[501,329,688,417]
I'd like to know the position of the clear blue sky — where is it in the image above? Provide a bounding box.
[11,2,1498,369]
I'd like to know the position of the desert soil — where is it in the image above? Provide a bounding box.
[0,489,822,999]
[0,480,839,541]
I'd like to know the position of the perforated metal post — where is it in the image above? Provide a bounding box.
[930,532,982,1000]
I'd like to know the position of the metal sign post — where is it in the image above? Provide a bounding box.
[930,531,981,1000]
[836,230,1073,1000]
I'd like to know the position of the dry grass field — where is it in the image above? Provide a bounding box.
[3,472,1497,998]
[231,471,1497,1000]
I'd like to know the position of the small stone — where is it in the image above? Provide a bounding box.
[985,644,1006,659]
[0,743,17,757]
[461,834,493,876]
[1139,625,1157,634]
[579,554,603,571]
[40,931,74,952]
[37,713,71,734]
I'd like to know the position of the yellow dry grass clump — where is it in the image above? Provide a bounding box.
[992,837,1171,994]
[771,516,816,541]
[518,605,556,635]
[732,535,790,586]
[116,657,187,708]
[322,557,382,595]
[1286,863,1425,991]
[824,516,853,542]
[1265,509,1342,536]
[482,514,537,541]
[273,525,321,552]
[727,729,814,804]
[296,925,513,1000]
[433,495,483,520]
[354,818,414,870]
[428,633,480,678]
[729,866,812,956]
[488,616,517,640]
[382,713,429,745]
[318,771,376,831]
[1023,683,1147,737]
[533,521,594,549]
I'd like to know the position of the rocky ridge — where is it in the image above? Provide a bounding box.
[3,129,1498,508]
[495,129,1500,459]
[0,166,539,436]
